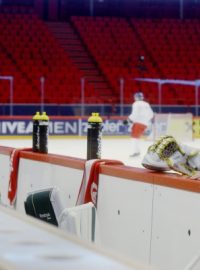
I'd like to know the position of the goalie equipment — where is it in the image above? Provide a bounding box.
[181,144,200,172]
[142,136,171,171]
[24,187,65,226]
[142,135,200,177]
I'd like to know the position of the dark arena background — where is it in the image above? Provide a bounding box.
[0,0,200,117]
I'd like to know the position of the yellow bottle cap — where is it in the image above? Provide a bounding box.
[33,112,40,120]
[88,112,102,123]
[41,112,49,121]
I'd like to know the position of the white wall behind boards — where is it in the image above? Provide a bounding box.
[0,154,11,207]
[97,175,153,263]
[16,158,83,213]
[1,147,200,270]
[96,171,200,270]
[151,185,200,270]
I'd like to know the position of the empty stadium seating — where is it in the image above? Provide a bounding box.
[0,12,199,106]
[72,16,159,104]
[0,13,84,104]
[131,18,199,104]
[72,16,200,105]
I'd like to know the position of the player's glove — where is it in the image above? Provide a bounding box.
[123,118,133,125]
[123,119,129,125]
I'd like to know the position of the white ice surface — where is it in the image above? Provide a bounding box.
[1,137,200,169]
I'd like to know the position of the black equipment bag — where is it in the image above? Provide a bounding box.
[24,188,59,226]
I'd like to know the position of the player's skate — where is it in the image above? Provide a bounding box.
[142,135,199,177]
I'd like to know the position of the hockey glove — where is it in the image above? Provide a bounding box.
[142,135,173,171]
[154,136,196,176]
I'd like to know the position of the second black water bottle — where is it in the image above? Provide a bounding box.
[87,112,103,160]
[39,112,49,153]
[32,112,49,154]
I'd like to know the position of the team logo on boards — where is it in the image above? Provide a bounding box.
[90,182,98,205]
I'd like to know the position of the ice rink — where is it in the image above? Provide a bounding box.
[0,136,200,169]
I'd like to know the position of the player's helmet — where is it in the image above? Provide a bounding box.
[134,92,144,101]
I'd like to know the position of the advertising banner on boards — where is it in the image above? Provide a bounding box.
[0,117,129,137]
[0,115,195,138]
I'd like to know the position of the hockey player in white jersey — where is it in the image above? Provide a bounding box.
[127,92,154,157]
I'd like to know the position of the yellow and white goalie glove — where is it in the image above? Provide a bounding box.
[142,136,173,172]
[155,136,196,176]
[142,135,197,177]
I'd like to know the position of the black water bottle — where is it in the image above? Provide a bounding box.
[32,112,40,152]
[39,112,49,154]
[87,112,103,160]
